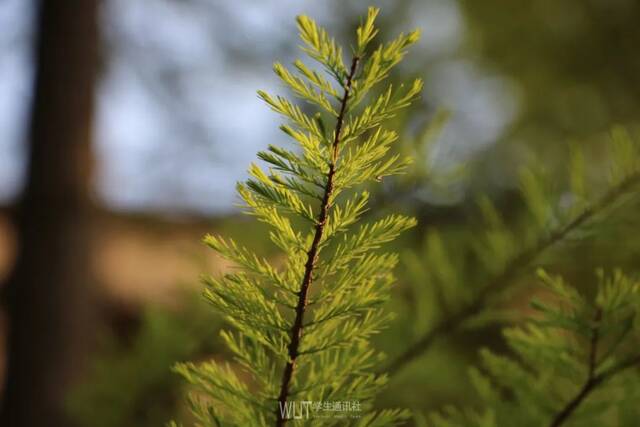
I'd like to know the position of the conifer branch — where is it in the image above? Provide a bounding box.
[175,9,421,425]
[429,269,640,426]
[548,308,640,427]
[597,353,640,379]
[548,378,601,427]
[548,352,640,427]
[548,308,602,427]
[384,171,640,376]
[275,55,360,427]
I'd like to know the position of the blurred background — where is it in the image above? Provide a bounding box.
[0,0,639,426]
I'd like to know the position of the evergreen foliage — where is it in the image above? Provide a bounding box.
[385,127,640,376]
[67,297,220,427]
[427,269,640,427]
[30,4,640,426]
[173,7,421,426]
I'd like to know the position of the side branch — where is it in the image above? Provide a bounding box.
[275,56,360,427]
[383,172,640,377]
[548,308,602,427]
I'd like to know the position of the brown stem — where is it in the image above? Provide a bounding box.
[548,311,640,427]
[275,56,360,426]
[548,377,601,427]
[383,172,640,377]
[548,309,602,427]
[549,355,640,427]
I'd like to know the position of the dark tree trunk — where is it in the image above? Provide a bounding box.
[0,1,98,426]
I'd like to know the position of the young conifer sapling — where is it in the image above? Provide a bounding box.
[173,7,422,427]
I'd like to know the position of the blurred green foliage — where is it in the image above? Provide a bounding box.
[428,269,640,426]
[65,2,640,425]
[66,295,221,427]
[461,0,640,138]
[376,125,640,421]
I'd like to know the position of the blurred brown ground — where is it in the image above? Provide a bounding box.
[0,208,226,390]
